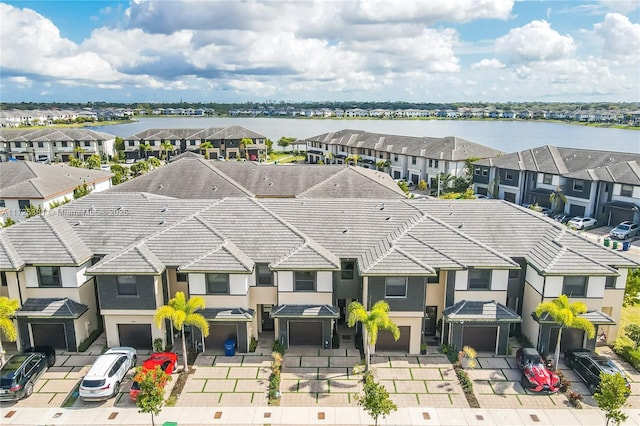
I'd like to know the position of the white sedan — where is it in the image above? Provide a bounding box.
[568,217,597,230]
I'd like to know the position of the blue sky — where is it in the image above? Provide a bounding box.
[1,0,638,103]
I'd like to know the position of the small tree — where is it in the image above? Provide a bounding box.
[355,371,397,426]
[199,141,213,159]
[347,300,400,369]
[0,297,19,365]
[623,269,640,306]
[140,143,153,160]
[86,154,101,170]
[535,295,595,371]
[624,324,640,350]
[160,140,174,161]
[593,373,629,426]
[68,158,84,168]
[550,185,567,213]
[135,366,171,426]
[277,136,295,152]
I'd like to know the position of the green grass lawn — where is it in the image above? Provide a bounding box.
[617,304,640,343]
[267,152,306,163]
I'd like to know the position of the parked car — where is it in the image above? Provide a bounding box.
[0,352,48,401]
[564,348,631,395]
[129,352,178,401]
[515,348,560,393]
[473,194,489,200]
[609,221,640,240]
[567,216,597,230]
[79,347,137,401]
[552,213,574,224]
[23,345,56,368]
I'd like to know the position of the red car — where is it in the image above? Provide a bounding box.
[129,352,178,401]
[516,348,560,393]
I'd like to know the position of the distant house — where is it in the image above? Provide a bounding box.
[0,161,113,222]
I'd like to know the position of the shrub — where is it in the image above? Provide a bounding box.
[567,390,583,408]
[456,369,474,394]
[249,336,257,353]
[556,370,571,393]
[153,338,163,353]
[272,340,285,355]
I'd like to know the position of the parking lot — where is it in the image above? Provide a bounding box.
[1,334,638,413]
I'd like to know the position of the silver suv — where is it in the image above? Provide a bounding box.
[610,221,639,240]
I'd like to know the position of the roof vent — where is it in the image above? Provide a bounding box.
[161,205,168,212]
[74,221,83,226]
[212,185,217,191]
[158,184,163,189]
[116,205,124,211]
[342,227,349,234]
[159,219,166,225]
[458,223,463,229]
[380,203,385,210]
[385,216,391,221]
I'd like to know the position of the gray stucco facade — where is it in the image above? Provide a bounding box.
[367,276,426,311]
[17,318,78,352]
[96,275,157,310]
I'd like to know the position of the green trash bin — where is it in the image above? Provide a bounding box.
[604,238,610,247]
[612,241,619,250]
[163,422,178,426]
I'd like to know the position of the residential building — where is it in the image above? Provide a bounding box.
[473,146,640,224]
[0,193,635,357]
[0,128,116,163]
[305,129,503,187]
[0,161,113,222]
[108,155,406,199]
[122,126,266,161]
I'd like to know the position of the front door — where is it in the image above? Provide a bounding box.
[424,306,437,336]
[262,305,274,331]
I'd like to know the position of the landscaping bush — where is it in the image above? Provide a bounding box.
[249,336,257,353]
[332,333,340,349]
[268,350,283,405]
[567,389,583,408]
[556,370,571,393]
[153,338,163,353]
[272,340,285,355]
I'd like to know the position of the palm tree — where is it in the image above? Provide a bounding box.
[0,297,19,366]
[375,160,390,172]
[199,141,213,160]
[154,292,209,372]
[347,300,400,370]
[325,152,334,165]
[549,185,567,213]
[488,176,500,199]
[160,140,174,162]
[346,154,361,167]
[535,294,595,371]
[140,143,153,160]
[73,146,86,161]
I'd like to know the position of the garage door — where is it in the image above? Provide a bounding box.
[569,204,586,217]
[289,321,322,346]
[376,326,410,352]
[31,323,66,349]
[549,328,584,353]
[606,208,632,227]
[118,324,152,349]
[204,324,238,349]
[462,326,497,352]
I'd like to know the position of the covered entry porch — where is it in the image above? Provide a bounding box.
[270,304,339,349]
[194,308,255,353]
[533,309,615,354]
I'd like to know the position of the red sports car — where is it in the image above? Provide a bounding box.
[516,348,560,393]
[129,352,178,401]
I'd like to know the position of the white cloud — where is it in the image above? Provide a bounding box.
[594,13,640,63]
[8,76,32,88]
[495,20,575,62]
[600,0,640,14]
[471,58,505,70]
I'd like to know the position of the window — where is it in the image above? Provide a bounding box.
[15,142,22,148]
[411,156,417,165]
[256,264,272,286]
[38,266,61,287]
[543,174,553,185]
[573,180,584,192]
[433,160,439,168]
[474,166,481,175]
[37,142,44,148]
[341,261,355,280]
[1,271,7,286]
[482,168,488,176]
[128,141,135,147]
[394,154,398,161]
[0,200,5,208]
[84,141,90,147]
[385,277,407,298]
[294,271,315,291]
[562,276,587,297]
[605,276,616,289]
[116,275,137,296]
[61,141,68,147]
[206,273,229,294]
[505,170,514,180]
[467,268,492,290]
[176,273,187,282]
[621,184,633,197]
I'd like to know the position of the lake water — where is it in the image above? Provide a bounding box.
[88,117,640,154]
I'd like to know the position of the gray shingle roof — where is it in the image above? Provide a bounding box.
[0,232,23,270]
[565,160,640,185]
[306,129,503,160]
[87,244,165,275]
[534,310,616,325]
[16,297,88,318]
[0,128,115,143]
[178,241,254,273]
[0,161,112,199]
[475,145,640,175]
[108,159,405,199]
[124,126,266,142]
[270,304,340,318]
[443,301,521,323]
[199,308,255,321]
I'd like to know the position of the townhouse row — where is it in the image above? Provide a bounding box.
[122,126,267,161]
[0,128,116,163]
[304,130,502,187]
[472,146,640,225]
[0,194,636,358]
